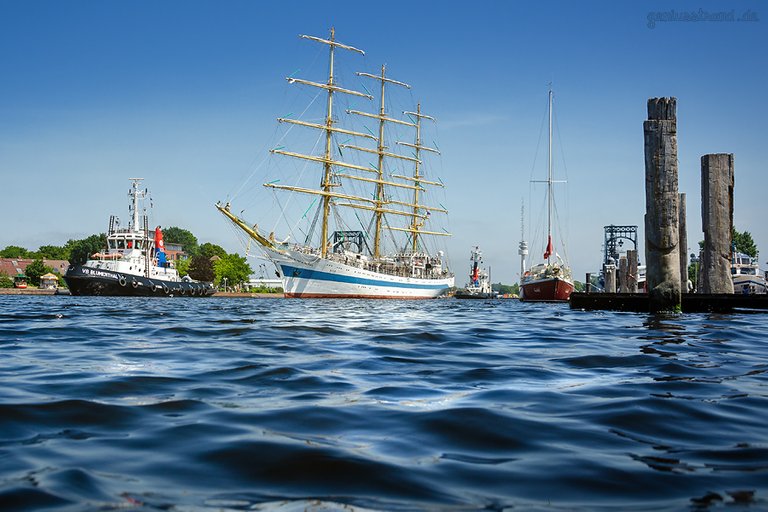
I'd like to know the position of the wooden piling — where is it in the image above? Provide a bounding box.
[618,256,629,293]
[585,273,592,294]
[679,192,689,292]
[700,154,734,294]
[627,249,639,293]
[604,262,616,293]
[644,97,682,311]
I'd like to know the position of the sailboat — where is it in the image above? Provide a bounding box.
[216,29,453,298]
[520,87,574,302]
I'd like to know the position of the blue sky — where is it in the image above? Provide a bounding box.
[1,1,766,284]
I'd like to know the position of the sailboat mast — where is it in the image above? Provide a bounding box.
[547,86,553,264]
[319,28,338,258]
[372,64,387,259]
[410,103,423,253]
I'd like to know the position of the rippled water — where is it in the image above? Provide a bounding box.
[1,296,766,511]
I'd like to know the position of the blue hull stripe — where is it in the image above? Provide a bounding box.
[280,264,449,290]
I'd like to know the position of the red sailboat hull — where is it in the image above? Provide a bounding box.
[521,276,574,302]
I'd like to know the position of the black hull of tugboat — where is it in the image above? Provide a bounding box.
[64,265,216,297]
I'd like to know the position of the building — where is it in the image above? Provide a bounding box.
[164,242,187,262]
[39,273,59,289]
[0,258,70,278]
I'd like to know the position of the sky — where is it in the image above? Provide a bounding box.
[1,0,766,284]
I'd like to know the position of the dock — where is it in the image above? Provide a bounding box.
[570,292,768,313]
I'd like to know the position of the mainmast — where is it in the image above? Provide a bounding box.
[355,65,411,259]
[531,86,564,264]
[547,86,553,263]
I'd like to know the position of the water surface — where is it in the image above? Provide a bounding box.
[1,296,766,510]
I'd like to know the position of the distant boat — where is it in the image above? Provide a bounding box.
[217,29,453,298]
[455,246,494,299]
[64,179,215,297]
[732,251,767,294]
[520,87,574,302]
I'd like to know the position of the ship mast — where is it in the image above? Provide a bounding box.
[353,65,411,259]
[407,104,436,252]
[267,28,371,258]
[531,85,565,264]
[547,86,553,264]
[128,178,146,232]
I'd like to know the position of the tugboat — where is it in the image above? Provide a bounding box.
[64,179,216,297]
[455,246,495,299]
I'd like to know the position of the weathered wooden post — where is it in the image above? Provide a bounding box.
[585,273,592,294]
[618,256,629,293]
[644,97,682,311]
[700,154,734,294]
[679,192,689,293]
[627,249,639,293]
[603,262,616,293]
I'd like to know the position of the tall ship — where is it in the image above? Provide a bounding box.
[520,87,574,301]
[217,29,453,298]
[65,179,216,297]
[455,246,494,299]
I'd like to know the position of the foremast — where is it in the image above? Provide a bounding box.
[267,28,371,258]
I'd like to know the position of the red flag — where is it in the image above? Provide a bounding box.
[543,235,554,260]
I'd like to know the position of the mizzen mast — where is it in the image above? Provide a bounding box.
[398,104,444,252]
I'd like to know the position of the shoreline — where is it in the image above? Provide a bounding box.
[0,288,283,298]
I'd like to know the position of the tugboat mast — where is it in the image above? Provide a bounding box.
[128,178,147,233]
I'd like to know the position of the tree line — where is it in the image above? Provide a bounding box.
[0,227,255,290]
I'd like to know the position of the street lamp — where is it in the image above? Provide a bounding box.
[222,277,228,292]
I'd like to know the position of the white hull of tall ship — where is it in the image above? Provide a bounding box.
[265,247,453,299]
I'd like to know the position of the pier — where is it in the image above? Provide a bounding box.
[570,98,763,313]
[571,293,768,313]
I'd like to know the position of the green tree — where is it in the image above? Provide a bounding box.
[214,253,252,289]
[199,242,227,260]
[688,260,700,289]
[162,227,199,256]
[492,282,519,295]
[732,227,757,257]
[25,259,53,286]
[0,245,31,258]
[66,234,107,265]
[188,254,215,282]
[0,273,13,288]
[175,258,190,278]
[34,244,70,260]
